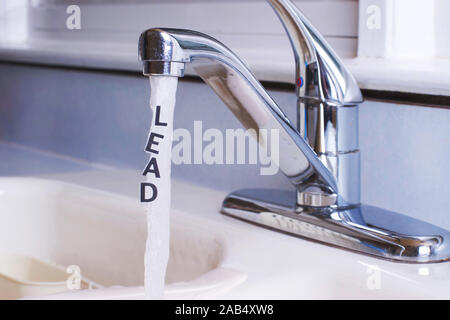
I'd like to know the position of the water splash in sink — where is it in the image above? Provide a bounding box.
[144,76,178,299]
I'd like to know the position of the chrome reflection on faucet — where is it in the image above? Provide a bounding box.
[138,0,450,263]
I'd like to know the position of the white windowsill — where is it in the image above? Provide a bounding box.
[346,57,450,97]
[1,39,450,97]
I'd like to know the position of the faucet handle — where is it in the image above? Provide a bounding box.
[268,0,363,106]
[268,0,363,208]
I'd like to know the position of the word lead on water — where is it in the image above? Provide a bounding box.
[141,105,167,203]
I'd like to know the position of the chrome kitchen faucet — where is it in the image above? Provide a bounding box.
[138,0,450,263]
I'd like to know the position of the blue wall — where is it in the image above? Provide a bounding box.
[0,63,448,228]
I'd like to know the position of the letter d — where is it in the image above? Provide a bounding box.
[140,183,158,202]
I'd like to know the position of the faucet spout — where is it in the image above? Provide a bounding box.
[139,28,338,201]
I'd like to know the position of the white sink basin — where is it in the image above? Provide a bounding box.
[0,177,245,299]
[0,174,449,300]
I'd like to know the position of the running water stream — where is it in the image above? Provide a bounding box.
[144,76,178,299]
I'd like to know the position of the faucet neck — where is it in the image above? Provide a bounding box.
[268,0,363,106]
[268,0,363,208]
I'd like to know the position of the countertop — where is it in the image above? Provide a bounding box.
[1,141,449,299]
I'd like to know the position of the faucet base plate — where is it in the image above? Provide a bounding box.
[221,188,450,263]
